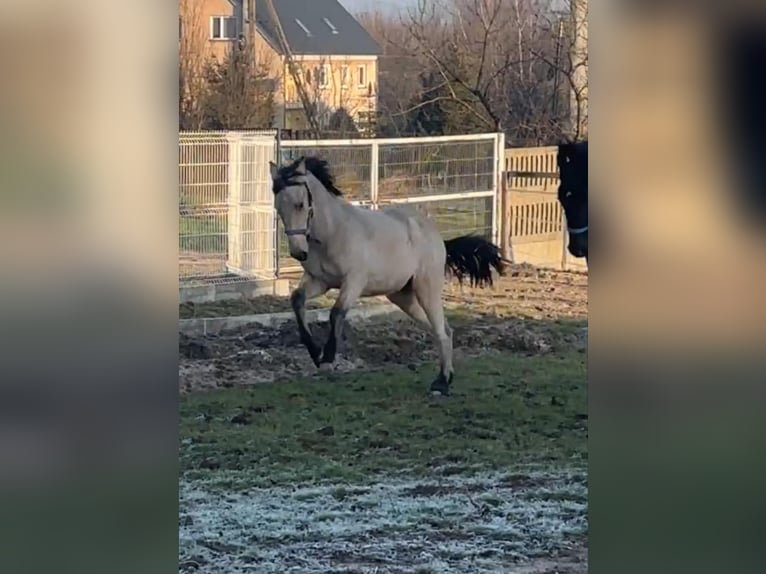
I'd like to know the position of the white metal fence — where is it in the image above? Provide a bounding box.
[179,131,505,285]
[179,131,277,285]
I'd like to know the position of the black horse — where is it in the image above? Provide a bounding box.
[557,141,588,263]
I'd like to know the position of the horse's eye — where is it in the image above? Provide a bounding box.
[295,202,304,210]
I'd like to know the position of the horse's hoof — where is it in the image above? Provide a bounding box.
[318,362,334,372]
[429,372,453,396]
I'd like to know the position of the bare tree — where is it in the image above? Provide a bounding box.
[568,0,588,140]
[356,0,582,144]
[357,0,570,143]
[179,0,208,129]
[522,0,588,141]
[402,0,506,131]
[198,43,275,130]
[356,10,424,136]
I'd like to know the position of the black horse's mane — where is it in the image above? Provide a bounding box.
[278,156,343,196]
[557,140,588,198]
[558,140,588,158]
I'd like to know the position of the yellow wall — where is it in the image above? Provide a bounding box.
[282,57,378,121]
[180,0,279,68]
[208,0,236,61]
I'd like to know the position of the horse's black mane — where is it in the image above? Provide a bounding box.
[557,140,587,198]
[278,156,343,196]
[558,140,588,160]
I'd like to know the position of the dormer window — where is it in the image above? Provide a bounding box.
[323,18,338,34]
[295,18,311,37]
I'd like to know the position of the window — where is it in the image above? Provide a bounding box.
[340,65,349,87]
[319,64,330,88]
[210,16,237,40]
[357,64,366,88]
[295,18,312,37]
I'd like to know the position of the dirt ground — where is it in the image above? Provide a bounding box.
[179,265,587,393]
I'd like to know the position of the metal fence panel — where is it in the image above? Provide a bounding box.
[378,138,496,201]
[279,143,373,204]
[179,132,506,287]
[179,134,230,283]
[228,135,278,279]
[179,132,276,286]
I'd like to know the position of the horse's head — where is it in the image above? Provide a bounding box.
[557,141,588,260]
[269,156,342,262]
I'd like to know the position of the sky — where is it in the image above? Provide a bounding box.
[339,0,414,16]
[341,0,572,17]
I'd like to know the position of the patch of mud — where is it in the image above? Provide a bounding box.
[179,314,587,393]
[179,268,588,393]
[179,469,587,573]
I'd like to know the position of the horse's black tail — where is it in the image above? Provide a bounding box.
[444,234,505,287]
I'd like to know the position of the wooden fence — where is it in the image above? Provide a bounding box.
[501,146,586,272]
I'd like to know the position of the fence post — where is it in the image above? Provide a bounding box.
[226,132,242,275]
[273,130,281,278]
[493,132,505,248]
[370,139,379,209]
[501,173,514,263]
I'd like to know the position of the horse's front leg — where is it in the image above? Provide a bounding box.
[320,276,364,365]
[291,274,328,367]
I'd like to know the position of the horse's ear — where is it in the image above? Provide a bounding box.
[268,161,279,181]
[294,157,307,176]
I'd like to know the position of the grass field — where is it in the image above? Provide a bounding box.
[180,352,586,489]
[179,268,588,572]
[180,350,587,573]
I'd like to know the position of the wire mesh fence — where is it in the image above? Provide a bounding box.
[279,144,373,204]
[179,131,277,286]
[378,139,496,200]
[179,134,230,283]
[178,133,586,292]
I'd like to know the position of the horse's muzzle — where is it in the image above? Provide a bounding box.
[291,249,308,262]
[568,243,587,258]
[567,232,588,259]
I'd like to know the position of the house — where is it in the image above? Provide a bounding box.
[179,0,381,133]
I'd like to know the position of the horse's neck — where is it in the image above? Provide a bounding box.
[311,186,346,241]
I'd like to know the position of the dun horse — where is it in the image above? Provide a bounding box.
[270,156,505,395]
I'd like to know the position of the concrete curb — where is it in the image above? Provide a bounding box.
[179,278,291,304]
[179,303,402,336]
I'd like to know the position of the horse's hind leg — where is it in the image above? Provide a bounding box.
[412,279,454,396]
[291,274,328,367]
[386,286,432,331]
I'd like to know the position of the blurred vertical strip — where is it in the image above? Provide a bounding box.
[716,16,766,229]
